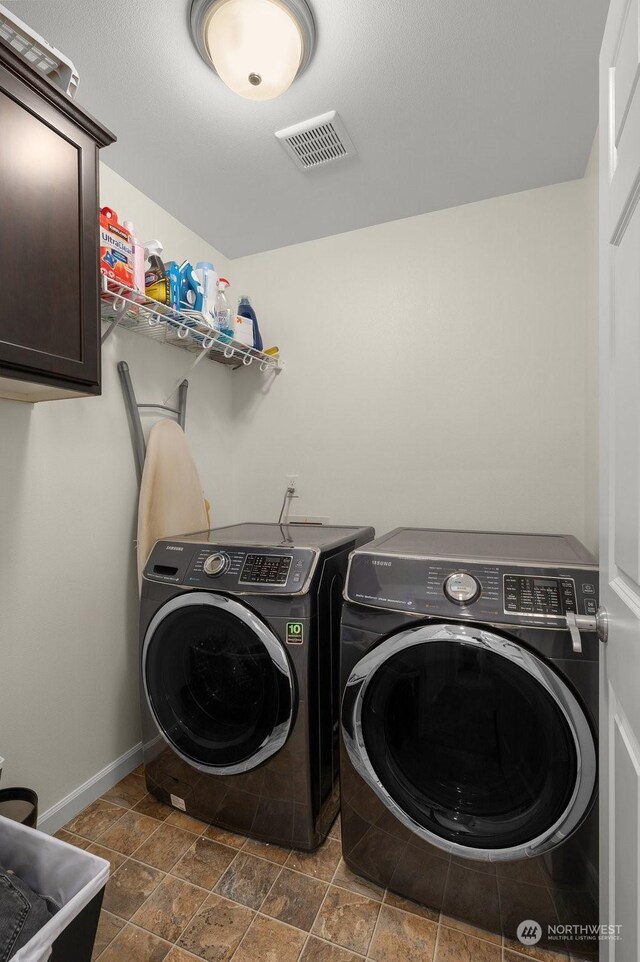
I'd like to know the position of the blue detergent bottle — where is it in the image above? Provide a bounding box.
[238,296,263,351]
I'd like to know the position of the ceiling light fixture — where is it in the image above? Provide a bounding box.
[189,0,316,101]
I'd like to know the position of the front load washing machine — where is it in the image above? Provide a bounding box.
[140,521,373,850]
[340,528,599,956]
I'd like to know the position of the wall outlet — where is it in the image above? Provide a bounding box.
[286,474,298,491]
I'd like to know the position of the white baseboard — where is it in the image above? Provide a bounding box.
[38,742,143,836]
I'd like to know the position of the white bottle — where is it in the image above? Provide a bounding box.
[123,220,145,294]
[194,261,219,326]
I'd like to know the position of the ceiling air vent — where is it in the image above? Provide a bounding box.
[275,111,356,171]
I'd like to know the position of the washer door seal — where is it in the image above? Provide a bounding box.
[341,622,596,862]
[143,593,294,775]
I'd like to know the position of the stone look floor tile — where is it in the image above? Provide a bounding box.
[97,811,160,856]
[133,823,198,871]
[98,922,172,962]
[91,910,125,959]
[368,903,438,962]
[311,885,380,955]
[300,935,365,962]
[504,951,545,962]
[132,875,208,943]
[503,942,569,962]
[204,824,247,848]
[261,867,328,931]
[133,794,172,822]
[328,815,341,841]
[55,829,93,850]
[241,836,291,864]
[332,860,385,902]
[166,810,209,835]
[64,789,514,961]
[213,852,281,910]
[102,859,165,920]
[102,773,148,810]
[439,913,502,945]
[233,914,307,962]
[64,799,125,841]
[165,949,204,962]
[171,837,237,890]
[177,893,255,962]
[86,842,126,874]
[384,889,439,922]
[285,838,342,881]
[435,924,502,962]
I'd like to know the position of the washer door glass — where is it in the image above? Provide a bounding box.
[143,594,294,774]
[343,623,596,859]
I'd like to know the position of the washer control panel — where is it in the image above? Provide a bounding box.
[144,540,317,594]
[240,554,292,585]
[203,552,230,577]
[444,571,481,605]
[345,552,598,627]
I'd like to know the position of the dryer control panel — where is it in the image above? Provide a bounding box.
[345,553,598,628]
[144,540,319,594]
[503,574,578,616]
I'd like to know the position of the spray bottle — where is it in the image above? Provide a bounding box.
[215,278,235,339]
[143,240,169,304]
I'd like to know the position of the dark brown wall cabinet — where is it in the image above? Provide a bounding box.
[0,40,115,402]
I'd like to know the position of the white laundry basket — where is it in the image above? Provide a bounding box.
[0,815,109,962]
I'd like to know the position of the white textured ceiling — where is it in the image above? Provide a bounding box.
[6,0,607,257]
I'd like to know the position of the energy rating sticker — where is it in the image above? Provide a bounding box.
[286,622,304,645]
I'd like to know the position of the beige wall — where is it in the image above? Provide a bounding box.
[231,178,597,554]
[0,165,234,820]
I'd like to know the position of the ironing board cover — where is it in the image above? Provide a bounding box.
[136,419,209,588]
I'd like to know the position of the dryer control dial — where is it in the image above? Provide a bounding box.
[444,571,481,606]
[203,552,229,577]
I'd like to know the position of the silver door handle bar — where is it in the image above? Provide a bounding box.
[566,608,608,653]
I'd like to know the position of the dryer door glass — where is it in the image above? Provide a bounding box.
[144,596,293,774]
[348,627,595,855]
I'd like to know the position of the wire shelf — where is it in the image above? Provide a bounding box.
[100,278,282,373]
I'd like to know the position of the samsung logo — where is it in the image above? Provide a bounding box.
[372,560,392,567]
[166,546,184,552]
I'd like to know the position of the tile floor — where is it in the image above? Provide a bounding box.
[54,769,572,962]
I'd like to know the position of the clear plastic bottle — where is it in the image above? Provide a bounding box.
[215,278,235,338]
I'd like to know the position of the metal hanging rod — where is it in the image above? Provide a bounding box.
[118,361,188,483]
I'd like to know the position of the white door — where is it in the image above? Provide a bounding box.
[600,0,640,957]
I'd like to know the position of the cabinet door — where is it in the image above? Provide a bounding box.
[0,55,102,395]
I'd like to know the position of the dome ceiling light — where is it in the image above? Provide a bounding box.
[189,0,316,101]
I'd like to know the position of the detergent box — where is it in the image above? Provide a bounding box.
[100,207,134,289]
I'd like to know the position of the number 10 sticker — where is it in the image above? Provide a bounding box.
[286,622,304,645]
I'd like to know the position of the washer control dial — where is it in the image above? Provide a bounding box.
[444,571,481,605]
[203,552,229,577]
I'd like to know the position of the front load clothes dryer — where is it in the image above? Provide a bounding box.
[140,522,373,850]
[340,528,599,957]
